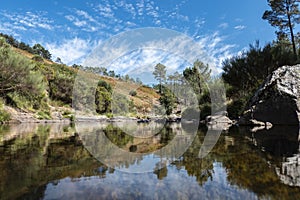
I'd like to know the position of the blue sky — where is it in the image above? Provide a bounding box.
[1,0,294,76]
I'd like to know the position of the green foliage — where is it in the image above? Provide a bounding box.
[46,64,76,105]
[0,33,35,54]
[262,0,300,58]
[183,60,211,96]
[0,37,46,110]
[199,103,211,120]
[111,93,135,115]
[227,98,248,119]
[32,55,44,62]
[0,99,10,123]
[183,60,212,119]
[159,86,176,115]
[36,110,51,120]
[129,90,137,96]
[153,63,166,93]
[222,41,297,118]
[95,80,112,114]
[32,43,52,60]
[104,124,134,147]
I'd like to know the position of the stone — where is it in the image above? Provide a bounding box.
[239,65,300,125]
[205,114,233,130]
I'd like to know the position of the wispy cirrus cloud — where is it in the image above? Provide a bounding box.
[234,25,246,31]
[0,11,54,32]
[45,38,100,65]
[218,23,229,29]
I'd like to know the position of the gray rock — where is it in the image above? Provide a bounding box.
[239,65,300,125]
[206,114,233,130]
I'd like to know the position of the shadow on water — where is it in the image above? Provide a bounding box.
[0,122,300,199]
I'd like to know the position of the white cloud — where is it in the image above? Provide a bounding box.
[97,4,114,18]
[218,23,229,29]
[196,32,236,75]
[234,25,246,30]
[46,38,100,65]
[0,11,54,31]
[84,28,235,83]
[76,10,97,23]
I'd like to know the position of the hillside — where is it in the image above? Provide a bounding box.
[0,38,160,123]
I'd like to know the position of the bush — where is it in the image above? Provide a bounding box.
[0,37,46,110]
[0,100,10,123]
[129,90,137,96]
[199,103,211,120]
[95,80,112,114]
[32,55,44,62]
[36,110,51,120]
[227,98,248,119]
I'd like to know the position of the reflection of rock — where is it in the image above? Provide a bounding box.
[75,115,108,122]
[248,126,299,157]
[275,127,300,187]
[245,124,300,187]
[276,154,300,187]
[239,65,300,125]
[250,122,273,132]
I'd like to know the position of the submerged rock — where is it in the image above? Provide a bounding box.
[239,65,300,126]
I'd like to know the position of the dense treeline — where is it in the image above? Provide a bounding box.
[0,33,52,60]
[153,60,216,119]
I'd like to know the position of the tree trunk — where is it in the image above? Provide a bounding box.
[286,0,297,59]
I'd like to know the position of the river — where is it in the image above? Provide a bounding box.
[0,122,299,199]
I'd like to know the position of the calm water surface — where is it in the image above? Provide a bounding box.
[0,122,300,200]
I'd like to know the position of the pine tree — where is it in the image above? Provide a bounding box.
[153,63,166,93]
[262,0,300,58]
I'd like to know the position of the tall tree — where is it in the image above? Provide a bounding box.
[183,60,211,96]
[33,43,52,60]
[153,63,166,93]
[262,0,300,58]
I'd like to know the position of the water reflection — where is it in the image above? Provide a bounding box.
[0,123,300,199]
[248,126,300,187]
[76,122,197,173]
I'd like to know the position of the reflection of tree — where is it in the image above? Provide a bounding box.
[220,127,300,199]
[104,124,134,147]
[173,129,214,186]
[159,124,176,145]
[154,167,168,180]
[0,124,106,200]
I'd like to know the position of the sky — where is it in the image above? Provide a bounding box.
[0,0,293,78]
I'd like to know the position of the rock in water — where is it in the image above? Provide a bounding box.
[239,64,300,125]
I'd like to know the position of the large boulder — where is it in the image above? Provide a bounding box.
[239,64,300,126]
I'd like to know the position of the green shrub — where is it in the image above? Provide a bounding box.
[0,109,10,123]
[0,99,10,123]
[227,98,248,119]
[32,55,44,62]
[129,90,137,96]
[36,110,51,120]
